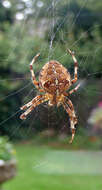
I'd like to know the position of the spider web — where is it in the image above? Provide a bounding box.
[0,0,102,143]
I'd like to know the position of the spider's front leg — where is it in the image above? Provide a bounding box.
[20,95,43,110]
[30,53,44,93]
[63,99,77,143]
[69,83,80,95]
[30,53,40,89]
[67,49,78,84]
[20,94,49,120]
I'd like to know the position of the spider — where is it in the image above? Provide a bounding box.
[20,49,80,143]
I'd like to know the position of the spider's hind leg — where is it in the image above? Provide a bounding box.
[63,99,77,143]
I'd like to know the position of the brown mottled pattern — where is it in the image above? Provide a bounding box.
[39,60,71,94]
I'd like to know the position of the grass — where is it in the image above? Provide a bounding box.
[4,144,102,190]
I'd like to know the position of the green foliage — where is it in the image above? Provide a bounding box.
[0,136,16,161]
[0,1,14,31]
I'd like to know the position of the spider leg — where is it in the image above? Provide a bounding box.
[30,53,40,89]
[20,94,49,120]
[63,99,77,144]
[66,99,77,125]
[30,53,44,93]
[67,49,78,84]
[20,95,43,110]
[69,84,80,95]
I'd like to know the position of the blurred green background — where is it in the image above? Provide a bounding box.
[0,0,102,189]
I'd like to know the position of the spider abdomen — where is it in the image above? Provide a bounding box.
[39,60,71,94]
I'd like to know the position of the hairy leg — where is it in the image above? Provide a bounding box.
[20,95,43,110]
[30,53,40,89]
[69,83,80,95]
[30,53,45,93]
[63,100,77,143]
[67,49,78,84]
[67,99,77,124]
[20,94,48,120]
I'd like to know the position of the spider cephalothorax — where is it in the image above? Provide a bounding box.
[20,49,80,143]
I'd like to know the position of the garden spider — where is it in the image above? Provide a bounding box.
[20,49,80,143]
